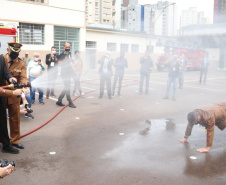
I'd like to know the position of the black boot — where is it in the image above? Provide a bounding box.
[69,102,76,108]
[56,101,65,106]
[2,144,19,154]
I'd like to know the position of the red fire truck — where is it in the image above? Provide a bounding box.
[0,26,17,54]
[156,43,205,71]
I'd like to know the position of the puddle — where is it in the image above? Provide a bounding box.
[185,151,226,178]
[102,118,176,169]
[140,119,175,135]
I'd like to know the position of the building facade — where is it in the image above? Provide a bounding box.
[85,0,121,29]
[180,24,226,69]
[121,0,144,32]
[214,0,226,23]
[86,26,164,69]
[127,1,142,32]
[180,8,210,27]
[0,0,164,71]
[122,0,129,7]
[0,0,86,63]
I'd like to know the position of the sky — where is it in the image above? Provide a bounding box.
[138,0,214,23]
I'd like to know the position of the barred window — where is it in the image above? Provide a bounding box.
[54,26,80,54]
[86,41,96,48]
[19,23,44,45]
[131,44,139,53]
[120,43,129,53]
[107,43,116,52]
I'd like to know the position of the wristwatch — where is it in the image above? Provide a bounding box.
[184,136,188,139]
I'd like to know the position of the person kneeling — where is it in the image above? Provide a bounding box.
[179,102,226,153]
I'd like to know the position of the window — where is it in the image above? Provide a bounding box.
[86,41,96,48]
[103,8,111,11]
[107,43,116,52]
[103,1,111,5]
[54,26,80,54]
[19,23,44,45]
[26,0,46,3]
[131,44,139,52]
[120,44,128,52]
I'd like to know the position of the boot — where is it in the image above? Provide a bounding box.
[69,102,76,108]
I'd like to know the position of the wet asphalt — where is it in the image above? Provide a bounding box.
[1,69,226,185]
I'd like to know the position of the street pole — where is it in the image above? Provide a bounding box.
[144,2,176,51]
[153,2,176,24]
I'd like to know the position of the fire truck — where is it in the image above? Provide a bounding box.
[0,26,17,54]
[156,48,205,71]
[156,39,205,71]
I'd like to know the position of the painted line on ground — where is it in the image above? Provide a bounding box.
[81,86,97,90]
[149,81,225,92]
[130,86,156,91]
[35,92,58,101]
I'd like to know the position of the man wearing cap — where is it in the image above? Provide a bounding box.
[2,42,29,150]
[179,102,226,153]
[0,55,23,154]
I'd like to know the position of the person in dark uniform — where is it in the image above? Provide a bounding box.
[139,50,153,95]
[112,52,128,97]
[56,43,76,108]
[45,46,58,99]
[0,55,23,154]
[3,42,29,150]
[98,52,114,99]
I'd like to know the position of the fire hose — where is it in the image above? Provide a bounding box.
[1,79,139,138]
[1,81,32,89]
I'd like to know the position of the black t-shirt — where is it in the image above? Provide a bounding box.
[168,58,180,78]
[58,52,74,77]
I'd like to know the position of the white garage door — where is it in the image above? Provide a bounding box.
[0,35,15,55]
